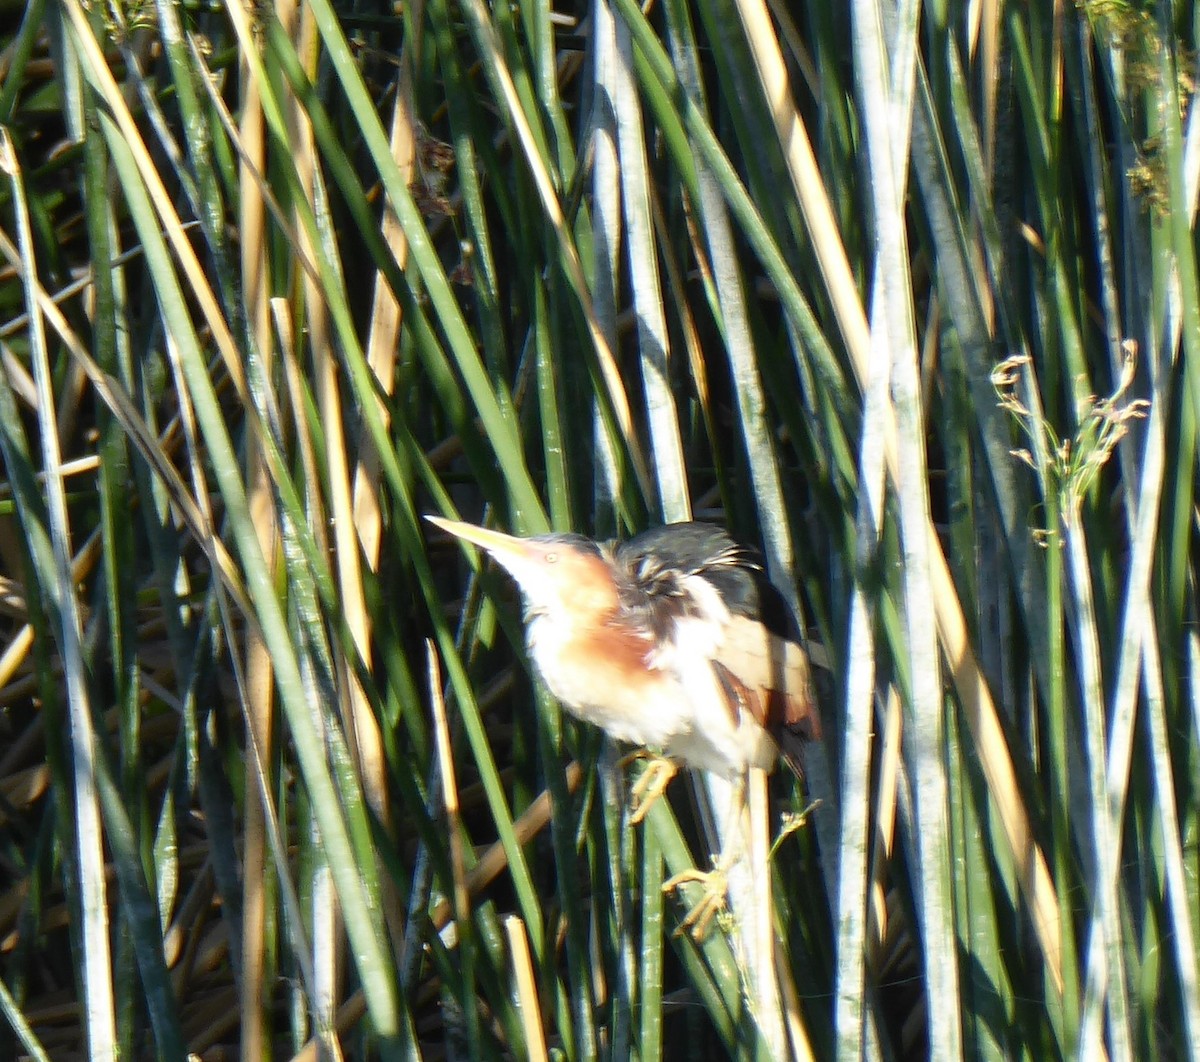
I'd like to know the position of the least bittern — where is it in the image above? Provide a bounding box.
[427,516,821,935]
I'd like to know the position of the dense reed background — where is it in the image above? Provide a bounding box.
[1,0,1197,1058]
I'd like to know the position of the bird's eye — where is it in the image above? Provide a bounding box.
[544,552,558,564]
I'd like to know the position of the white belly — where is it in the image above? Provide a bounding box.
[527,614,692,749]
[526,612,777,777]
[665,658,779,776]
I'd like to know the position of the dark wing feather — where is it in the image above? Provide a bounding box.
[611,522,741,641]
[616,521,823,747]
[615,521,800,637]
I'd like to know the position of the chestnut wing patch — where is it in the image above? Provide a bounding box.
[712,615,822,741]
[583,620,660,686]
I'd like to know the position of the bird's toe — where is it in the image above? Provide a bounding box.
[663,862,728,941]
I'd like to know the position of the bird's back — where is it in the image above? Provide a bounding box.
[609,523,821,767]
[613,522,799,641]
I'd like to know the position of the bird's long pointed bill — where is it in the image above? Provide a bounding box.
[425,515,535,565]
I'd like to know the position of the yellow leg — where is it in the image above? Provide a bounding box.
[620,752,679,825]
[662,775,747,941]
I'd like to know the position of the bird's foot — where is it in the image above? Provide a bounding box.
[663,861,728,941]
[621,753,679,825]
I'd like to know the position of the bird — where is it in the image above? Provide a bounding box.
[426,515,822,935]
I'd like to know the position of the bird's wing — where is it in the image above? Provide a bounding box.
[711,614,822,741]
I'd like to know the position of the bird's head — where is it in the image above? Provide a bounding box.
[427,516,620,622]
